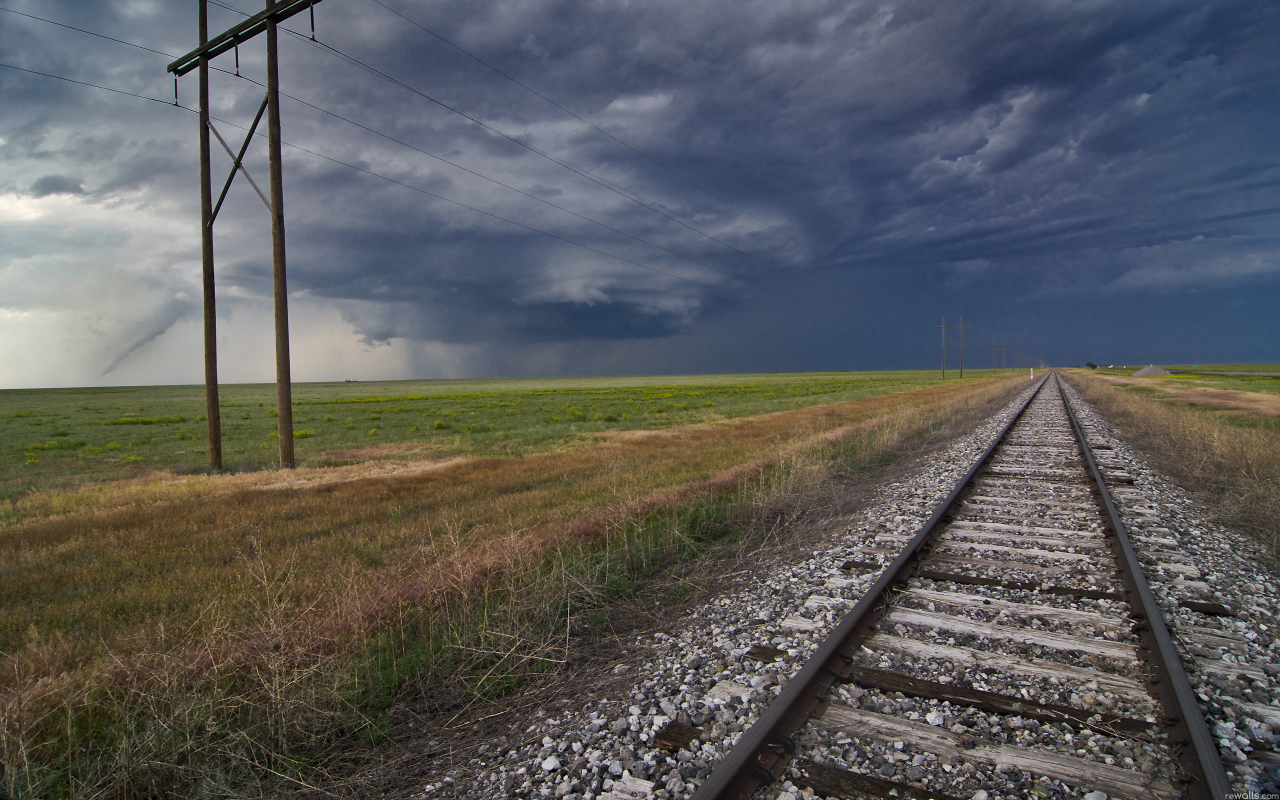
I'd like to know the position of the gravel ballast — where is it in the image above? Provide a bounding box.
[409,377,1279,800]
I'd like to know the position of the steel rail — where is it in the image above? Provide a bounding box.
[1058,372,1230,799]
[690,374,1050,800]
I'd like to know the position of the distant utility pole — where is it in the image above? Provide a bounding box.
[934,317,972,378]
[936,317,947,379]
[991,342,1008,371]
[170,0,321,469]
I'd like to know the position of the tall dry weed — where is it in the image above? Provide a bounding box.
[1064,371,1280,562]
[0,540,359,799]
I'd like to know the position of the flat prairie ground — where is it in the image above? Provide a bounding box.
[1,369,1030,796]
[1,370,994,656]
[1,370,997,505]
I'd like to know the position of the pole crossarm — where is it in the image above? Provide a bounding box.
[209,95,271,221]
[167,0,320,76]
[209,122,271,209]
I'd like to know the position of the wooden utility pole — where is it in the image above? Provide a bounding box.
[171,0,320,469]
[265,11,294,468]
[197,0,222,470]
[958,316,970,378]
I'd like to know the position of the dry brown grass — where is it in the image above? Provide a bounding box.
[1,375,1027,798]
[1064,370,1280,562]
[1086,373,1280,418]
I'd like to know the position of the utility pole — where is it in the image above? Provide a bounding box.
[197,0,222,470]
[170,0,320,469]
[265,11,294,469]
[934,317,971,379]
[935,317,947,379]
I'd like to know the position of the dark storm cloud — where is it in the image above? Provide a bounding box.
[28,174,84,197]
[1,0,1277,387]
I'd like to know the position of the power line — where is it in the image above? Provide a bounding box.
[271,89,867,321]
[2,9,924,337]
[0,6,173,58]
[197,1,917,332]
[192,2,914,331]
[358,0,936,331]
[0,61,177,106]
[0,60,820,326]
[363,0,816,256]
[3,3,829,316]
[294,34,915,331]
[0,5,273,85]
[2,3,945,339]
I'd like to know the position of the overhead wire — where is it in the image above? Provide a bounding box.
[286,31,916,331]
[0,8,844,319]
[263,82,863,320]
[197,0,914,331]
[199,0,917,332]
[363,0,817,256]
[2,4,913,334]
[0,60,818,324]
[0,61,178,107]
[0,6,173,58]
[356,0,929,331]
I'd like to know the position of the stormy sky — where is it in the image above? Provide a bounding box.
[1,0,1277,389]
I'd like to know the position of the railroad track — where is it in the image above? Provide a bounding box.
[685,371,1231,800]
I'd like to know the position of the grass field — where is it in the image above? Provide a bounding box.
[1,370,1009,506]
[1082,363,1280,433]
[1090,364,1280,395]
[1,369,1026,798]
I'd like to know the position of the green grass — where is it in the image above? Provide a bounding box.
[0,370,1003,503]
